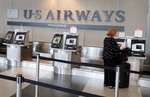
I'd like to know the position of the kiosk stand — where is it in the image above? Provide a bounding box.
[3,31,32,66]
[51,32,80,75]
[115,37,146,85]
[128,57,145,85]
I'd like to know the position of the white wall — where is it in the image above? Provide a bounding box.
[0,0,148,47]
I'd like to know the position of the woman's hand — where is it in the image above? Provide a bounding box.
[120,42,126,50]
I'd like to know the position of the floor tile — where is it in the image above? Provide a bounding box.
[11,72,89,97]
[0,67,148,97]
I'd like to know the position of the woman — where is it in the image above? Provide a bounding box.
[103,27,120,89]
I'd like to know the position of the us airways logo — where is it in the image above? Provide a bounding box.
[24,9,125,22]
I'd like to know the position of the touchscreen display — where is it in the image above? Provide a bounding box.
[5,34,12,40]
[136,45,142,49]
[69,40,74,43]
[16,35,25,41]
[52,37,61,44]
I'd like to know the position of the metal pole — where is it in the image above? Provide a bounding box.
[114,66,120,97]
[35,54,40,97]
[16,74,22,97]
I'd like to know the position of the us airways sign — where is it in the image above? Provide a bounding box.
[7,9,125,31]
[24,9,125,22]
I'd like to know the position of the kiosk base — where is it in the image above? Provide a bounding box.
[53,49,80,75]
[128,57,145,85]
[54,67,72,75]
[4,44,32,67]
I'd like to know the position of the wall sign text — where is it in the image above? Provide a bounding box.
[24,10,125,22]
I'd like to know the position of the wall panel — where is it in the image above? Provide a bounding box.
[0,0,148,47]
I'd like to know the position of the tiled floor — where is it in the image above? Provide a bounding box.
[0,65,149,97]
[140,87,150,97]
[11,72,89,97]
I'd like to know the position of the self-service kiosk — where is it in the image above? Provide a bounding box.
[3,31,15,44]
[3,30,32,66]
[51,32,81,75]
[129,39,146,85]
[115,37,146,85]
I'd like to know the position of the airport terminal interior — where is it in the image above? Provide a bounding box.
[0,0,150,97]
[0,57,149,97]
[0,42,150,97]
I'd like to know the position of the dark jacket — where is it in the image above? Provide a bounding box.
[103,37,120,60]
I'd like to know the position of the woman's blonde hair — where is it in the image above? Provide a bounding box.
[107,27,117,37]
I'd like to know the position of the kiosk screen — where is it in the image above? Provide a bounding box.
[16,35,25,41]
[14,32,26,45]
[52,37,61,44]
[66,38,76,45]
[136,45,142,49]
[6,34,12,40]
[51,34,63,48]
[131,39,145,57]
[70,40,74,43]
[65,35,78,50]
[3,31,15,43]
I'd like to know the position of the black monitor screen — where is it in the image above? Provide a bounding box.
[69,40,74,43]
[136,45,142,49]
[16,35,25,41]
[19,36,23,39]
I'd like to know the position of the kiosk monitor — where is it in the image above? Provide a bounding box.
[115,38,125,46]
[115,38,132,49]
[51,34,63,48]
[131,39,145,57]
[14,32,26,45]
[65,34,78,50]
[3,31,15,44]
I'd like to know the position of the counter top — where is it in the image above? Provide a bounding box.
[3,43,32,47]
[51,47,81,52]
[128,56,146,60]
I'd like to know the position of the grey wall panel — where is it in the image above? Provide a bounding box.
[7,21,124,31]
[145,0,150,64]
[0,0,148,47]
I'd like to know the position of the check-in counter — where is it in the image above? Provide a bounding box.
[52,48,81,75]
[127,56,146,85]
[32,41,53,58]
[80,46,146,86]
[51,32,81,75]
[4,43,32,66]
[0,38,6,54]
[81,46,104,72]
